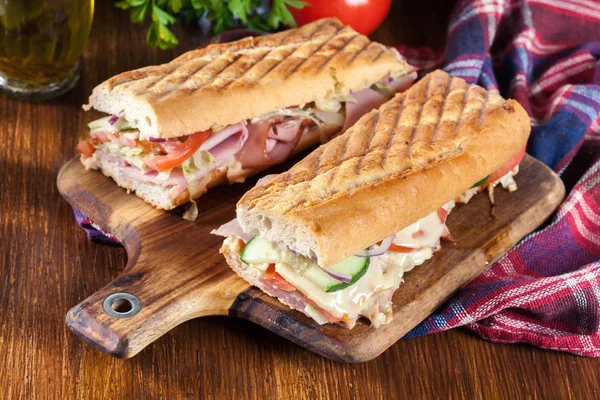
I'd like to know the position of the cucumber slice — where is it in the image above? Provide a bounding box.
[113,119,134,131]
[301,256,369,293]
[302,264,345,292]
[87,116,113,130]
[471,175,490,188]
[241,236,370,293]
[324,256,370,293]
[240,236,282,265]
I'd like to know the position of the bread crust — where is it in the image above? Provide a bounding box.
[88,18,410,139]
[237,70,531,267]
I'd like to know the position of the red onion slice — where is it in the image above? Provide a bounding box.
[323,269,352,283]
[148,137,166,143]
[108,115,119,125]
[356,235,394,258]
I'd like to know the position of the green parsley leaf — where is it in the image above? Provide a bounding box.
[228,0,248,23]
[170,0,182,13]
[130,2,150,23]
[116,0,302,49]
[152,4,177,24]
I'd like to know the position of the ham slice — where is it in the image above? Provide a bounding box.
[200,122,248,162]
[154,123,249,163]
[213,218,254,243]
[343,72,418,131]
[388,71,417,93]
[98,150,188,189]
[237,119,308,168]
[343,88,387,131]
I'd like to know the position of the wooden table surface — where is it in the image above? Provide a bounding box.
[1,1,598,398]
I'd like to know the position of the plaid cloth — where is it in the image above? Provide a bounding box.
[398,0,600,357]
[72,0,600,357]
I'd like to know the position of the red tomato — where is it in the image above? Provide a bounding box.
[264,264,296,292]
[289,0,392,35]
[76,139,96,157]
[487,146,527,183]
[144,130,211,172]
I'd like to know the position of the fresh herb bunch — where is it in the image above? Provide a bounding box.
[115,0,306,49]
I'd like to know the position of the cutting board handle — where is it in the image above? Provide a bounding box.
[66,251,249,359]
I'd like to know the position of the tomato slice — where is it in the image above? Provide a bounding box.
[76,139,96,157]
[487,146,526,183]
[437,207,448,224]
[264,264,296,292]
[304,297,344,323]
[387,244,414,253]
[144,130,211,172]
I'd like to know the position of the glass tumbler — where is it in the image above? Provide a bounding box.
[0,0,94,101]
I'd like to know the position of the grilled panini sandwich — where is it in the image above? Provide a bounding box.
[76,18,416,210]
[214,70,531,328]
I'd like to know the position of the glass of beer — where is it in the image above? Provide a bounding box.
[0,0,94,101]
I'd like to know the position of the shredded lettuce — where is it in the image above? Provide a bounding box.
[192,149,217,169]
[155,170,172,181]
[182,199,198,221]
[315,98,342,113]
[371,81,395,98]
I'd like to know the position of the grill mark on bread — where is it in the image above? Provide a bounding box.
[310,146,328,177]
[406,74,434,156]
[430,74,452,143]
[453,82,471,137]
[370,46,386,63]
[381,93,408,165]
[276,19,330,78]
[347,40,371,64]
[191,53,243,94]
[109,64,179,89]
[252,24,328,83]
[284,24,346,78]
[143,59,208,92]
[355,108,382,174]
[478,90,490,127]
[326,128,352,186]
[215,50,272,92]
[154,54,243,101]
[315,33,359,71]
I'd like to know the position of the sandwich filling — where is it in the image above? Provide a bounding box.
[215,155,525,329]
[77,73,416,205]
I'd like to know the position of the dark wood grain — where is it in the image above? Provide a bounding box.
[57,154,564,362]
[2,0,600,399]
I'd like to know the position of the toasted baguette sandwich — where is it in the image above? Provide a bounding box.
[214,70,531,328]
[76,18,416,210]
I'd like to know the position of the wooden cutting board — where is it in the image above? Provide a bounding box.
[57,154,564,362]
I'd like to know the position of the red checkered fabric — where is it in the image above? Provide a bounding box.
[401,0,600,357]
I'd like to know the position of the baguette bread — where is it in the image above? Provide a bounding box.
[87,18,411,139]
[236,70,531,267]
